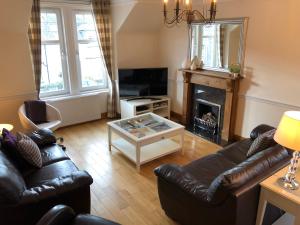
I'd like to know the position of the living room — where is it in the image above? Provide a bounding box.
[0,0,299,225]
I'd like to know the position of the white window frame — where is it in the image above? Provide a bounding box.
[40,2,108,99]
[40,8,70,98]
[72,9,108,92]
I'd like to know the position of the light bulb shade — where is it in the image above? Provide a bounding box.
[0,124,14,132]
[274,111,300,151]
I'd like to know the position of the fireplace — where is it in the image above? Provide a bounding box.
[181,69,240,145]
[187,84,226,144]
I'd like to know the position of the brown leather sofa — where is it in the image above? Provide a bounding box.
[154,125,291,225]
[36,205,120,225]
[0,130,93,225]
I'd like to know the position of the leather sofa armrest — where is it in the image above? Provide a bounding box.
[154,164,210,203]
[36,205,76,225]
[250,124,276,140]
[20,171,93,204]
[28,128,57,148]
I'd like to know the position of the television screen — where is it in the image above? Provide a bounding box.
[118,68,168,97]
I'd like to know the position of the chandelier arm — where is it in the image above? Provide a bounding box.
[164,10,186,25]
[164,15,179,25]
[192,10,207,21]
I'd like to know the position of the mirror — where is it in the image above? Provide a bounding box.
[190,18,248,73]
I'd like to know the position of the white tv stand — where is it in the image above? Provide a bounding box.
[120,96,171,119]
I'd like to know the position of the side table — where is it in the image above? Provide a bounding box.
[256,166,300,225]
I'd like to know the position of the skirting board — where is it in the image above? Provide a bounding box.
[170,111,183,123]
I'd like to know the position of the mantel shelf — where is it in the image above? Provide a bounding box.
[179,69,240,80]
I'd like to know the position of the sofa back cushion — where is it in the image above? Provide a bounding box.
[0,151,26,205]
[208,145,289,203]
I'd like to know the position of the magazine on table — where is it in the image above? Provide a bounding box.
[117,115,171,137]
[149,122,171,132]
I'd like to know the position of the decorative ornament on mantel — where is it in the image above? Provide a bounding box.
[163,0,217,27]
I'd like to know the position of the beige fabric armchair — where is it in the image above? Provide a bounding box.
[18,103,62,132]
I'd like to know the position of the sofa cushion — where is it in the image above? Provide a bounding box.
[0,151,26,205]
[40,145,69,166]
[247,129,276,157]
[16,133,42,168]
[1,129,32,171]
[218,139,253,164]
[250,124,276,140]
[183,153,236,187]
[24,160,79,188]
[28,129,57,148]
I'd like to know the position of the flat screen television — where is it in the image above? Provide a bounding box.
[118,68,168,98]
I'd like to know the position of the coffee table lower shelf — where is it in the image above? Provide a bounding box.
[112,138,181,167]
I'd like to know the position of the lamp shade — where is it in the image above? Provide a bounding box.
[0,124,14,132]
[274,111,300,151]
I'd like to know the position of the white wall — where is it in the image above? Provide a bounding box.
[158,0,300,137]
[112,1,163,71]
[117,32,162,68]
[159,24,188,113]
[0,0,36,131]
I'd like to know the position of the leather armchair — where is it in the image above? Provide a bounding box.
[36,205,120,225]
[154,125,291,225]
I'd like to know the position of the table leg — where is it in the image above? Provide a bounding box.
[136,144,141,172]
[108,126,112,152]
[180,131,184,155]
[256,189,268,225]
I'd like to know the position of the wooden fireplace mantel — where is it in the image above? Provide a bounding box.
[180,69,241,142]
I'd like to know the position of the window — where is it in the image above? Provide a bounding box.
[74,12,107,90]
[191,24,222,69]
[40,5,107,98]
[41,9,68,96]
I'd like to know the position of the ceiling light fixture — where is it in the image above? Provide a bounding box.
[163,0,217,26]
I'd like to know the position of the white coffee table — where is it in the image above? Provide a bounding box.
[107,113,185,172]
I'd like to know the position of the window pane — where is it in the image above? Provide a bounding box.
[202,37,214,67]
[75,12,106,89]
[41,44,65,93]
[203,25,214,37]
[76,14,98,41]
[78,42,106,88]
[41,11,59,41]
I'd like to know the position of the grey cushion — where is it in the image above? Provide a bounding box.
[16,133,42,168]
[247,129,276,157]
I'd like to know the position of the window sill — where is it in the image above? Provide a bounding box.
[42,89,109,102]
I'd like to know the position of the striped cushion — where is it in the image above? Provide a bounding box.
[247,129,277,158]
[16,132,42,168]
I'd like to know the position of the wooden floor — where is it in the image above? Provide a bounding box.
[55,119,220,225]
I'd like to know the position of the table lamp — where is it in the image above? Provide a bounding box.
[0,124,14,132]
[274,111,300,190]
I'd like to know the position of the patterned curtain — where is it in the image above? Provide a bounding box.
[28,0,42,99]
[219,25,225,68]
[92,0,117,118]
